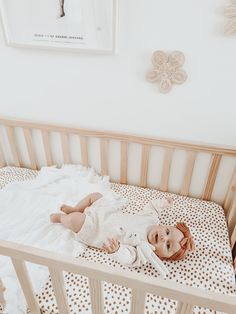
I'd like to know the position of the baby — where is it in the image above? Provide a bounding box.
[50,193,195,267]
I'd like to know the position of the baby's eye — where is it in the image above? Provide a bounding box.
[166,228,170,235]
[166,241,170,250]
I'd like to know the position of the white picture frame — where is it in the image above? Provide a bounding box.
[0,0,118,54]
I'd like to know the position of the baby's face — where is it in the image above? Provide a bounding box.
[147,225,184,259]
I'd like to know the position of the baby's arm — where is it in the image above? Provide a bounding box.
[61,192,103,214]
[102,239,169,275]
[102,239,140,267]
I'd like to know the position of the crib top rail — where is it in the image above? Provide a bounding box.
[0,239,235,314]
[0,117,235,156]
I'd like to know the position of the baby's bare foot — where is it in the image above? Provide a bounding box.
[50,213,62,223]
[60,204,74,214]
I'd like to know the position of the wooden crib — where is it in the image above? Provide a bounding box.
[0,117,235,314]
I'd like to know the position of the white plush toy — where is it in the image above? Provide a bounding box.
[115,198,172,277]
[119,228,169,277]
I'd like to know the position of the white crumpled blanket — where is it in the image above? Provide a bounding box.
[0,165,123,314]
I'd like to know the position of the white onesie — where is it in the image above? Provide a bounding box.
[76,195,169,267]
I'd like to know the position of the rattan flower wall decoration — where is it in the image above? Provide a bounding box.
[224,0,236,35]
[146,51,187,93]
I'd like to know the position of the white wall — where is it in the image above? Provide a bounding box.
[0,0,235,146]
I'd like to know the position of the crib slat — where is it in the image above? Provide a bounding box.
[88,278,104,314]
[100,139,108,176]
[202,154,222,201]
[48,267,69,314]
[140,145,150,187]
[181,151,197,196]
[227,192,236,236]
[130,289,145,314]
[224,167,236,211]
[60,133,71,164]
[231,224,236,250]
[0,140,6,167]
[11,259,41,314]
[120,141,128,184]
[23,128,38,170]
[176,301,193,314]
[41,130,53,166]
[80,136,88,167]
[160,148,173,192]
[6,126,21,167]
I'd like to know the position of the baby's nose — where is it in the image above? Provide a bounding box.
[160,234,166,242]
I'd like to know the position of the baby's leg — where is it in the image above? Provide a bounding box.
[61,192,102,214]
[50,212,86,233]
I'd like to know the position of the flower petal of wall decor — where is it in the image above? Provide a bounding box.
[224,0,236,35]
[146,51,187,93]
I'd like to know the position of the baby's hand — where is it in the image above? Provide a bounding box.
[101,238,120,254]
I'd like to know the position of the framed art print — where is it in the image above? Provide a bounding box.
[0,0,118,54]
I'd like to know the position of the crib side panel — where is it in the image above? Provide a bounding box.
[0,118,235,239]
[0,240,235,314]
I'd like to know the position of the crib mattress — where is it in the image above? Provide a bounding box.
[0,167,235,314]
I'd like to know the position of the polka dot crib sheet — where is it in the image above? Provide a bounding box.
[0,167,235,314]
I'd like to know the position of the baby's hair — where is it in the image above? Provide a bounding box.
[164,222,195,261]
